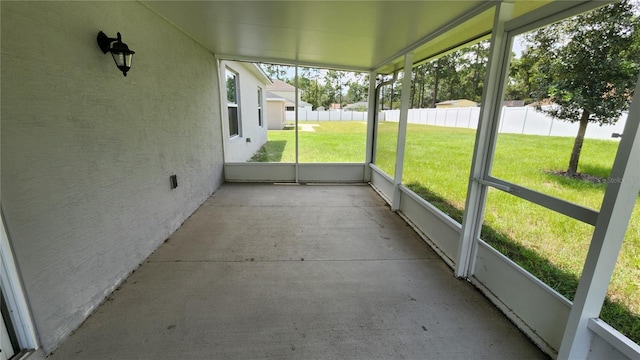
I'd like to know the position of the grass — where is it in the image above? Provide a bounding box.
[249,121,640,343]
[250,122,367,163]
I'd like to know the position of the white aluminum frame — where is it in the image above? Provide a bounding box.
[391,52,413,211]
[558,77,640,359]
[364,71,377,182]
[456,2,514,279]
[0,212,39,352]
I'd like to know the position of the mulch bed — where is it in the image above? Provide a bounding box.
[546,170,611,184]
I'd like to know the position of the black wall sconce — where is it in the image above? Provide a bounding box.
[97,31,135,77]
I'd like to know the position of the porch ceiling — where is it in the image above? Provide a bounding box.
[141,0,583,73]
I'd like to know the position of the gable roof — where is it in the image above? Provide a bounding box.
[436,99,476,105]
[267,79,296,92]
[266,90,312,107]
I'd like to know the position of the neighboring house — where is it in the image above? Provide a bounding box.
[265,79,312,129]
[220,60,272,162]
[266,79,313,111]
[343,101,369,111]
[435,99,478,108]
[503,100,525,107]
[329,103,342,110]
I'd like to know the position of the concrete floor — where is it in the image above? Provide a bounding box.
[49,183,548,359]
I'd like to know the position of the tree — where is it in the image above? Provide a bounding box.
[260,64,289,80]
[324,70,341,106]
[505,49,538,103]
[461,41,489,102]
[526,1,639,175]
[345,73,369,104]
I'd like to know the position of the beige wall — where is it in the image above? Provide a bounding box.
[1,1,223,353]
[267,101,286,130]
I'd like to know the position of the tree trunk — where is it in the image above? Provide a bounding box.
[472,46,480,98]
[432,67,439,108]
[567,109,590,176]
[390,86,394,110]
[449,79,455,100]
[410,76,416,108]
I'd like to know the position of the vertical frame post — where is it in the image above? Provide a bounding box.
[558,76,640,359]
[455,2,514,278]
[294,65,299,183]
[391,52,414,211]
[365,71,377,181]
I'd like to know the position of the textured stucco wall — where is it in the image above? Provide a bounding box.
[1,1,223,353]
[220,61,269,162]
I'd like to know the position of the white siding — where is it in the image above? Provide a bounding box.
[1,1,224,353]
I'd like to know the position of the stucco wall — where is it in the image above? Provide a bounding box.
[1,1,223,353]
[220,61,269,162]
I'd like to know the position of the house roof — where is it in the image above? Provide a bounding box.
[141,1,603,74]
[267,79,296,92]
[436,99,476,105]
[266,90,312,107]
[343,101,370,110]
[266,91,288,103]
[249,64,272,85]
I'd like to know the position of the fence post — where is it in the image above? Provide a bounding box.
[454,108,459,127]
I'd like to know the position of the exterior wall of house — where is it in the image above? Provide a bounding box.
[220,61,269,162]
[1,1,224,354]
[267,101,286,130]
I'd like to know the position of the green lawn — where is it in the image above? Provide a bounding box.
[250,121,640,343]
[250,122,367,163]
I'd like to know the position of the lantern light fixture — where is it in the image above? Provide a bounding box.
[97,31,135,77]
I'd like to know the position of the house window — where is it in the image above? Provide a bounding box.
[226,69,240,137]
[286,106,294,111]
[257,87,263,127]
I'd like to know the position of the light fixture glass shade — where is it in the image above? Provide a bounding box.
[98,31,135,77]
[111,52,133,76]
[111,52,133,67]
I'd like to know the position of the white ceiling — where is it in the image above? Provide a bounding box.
[141,1,596,73]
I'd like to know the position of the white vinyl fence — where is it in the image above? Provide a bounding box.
[286,110,368,122]
[286,107,628,140]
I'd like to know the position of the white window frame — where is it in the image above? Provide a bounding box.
[257,87,263,127]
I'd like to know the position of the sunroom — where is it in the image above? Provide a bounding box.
[1,1,639,359]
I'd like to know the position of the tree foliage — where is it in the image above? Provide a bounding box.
[260,64,288,80]
[528,1,639,125]
[524,1,639,174]
[407,41,489,108]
